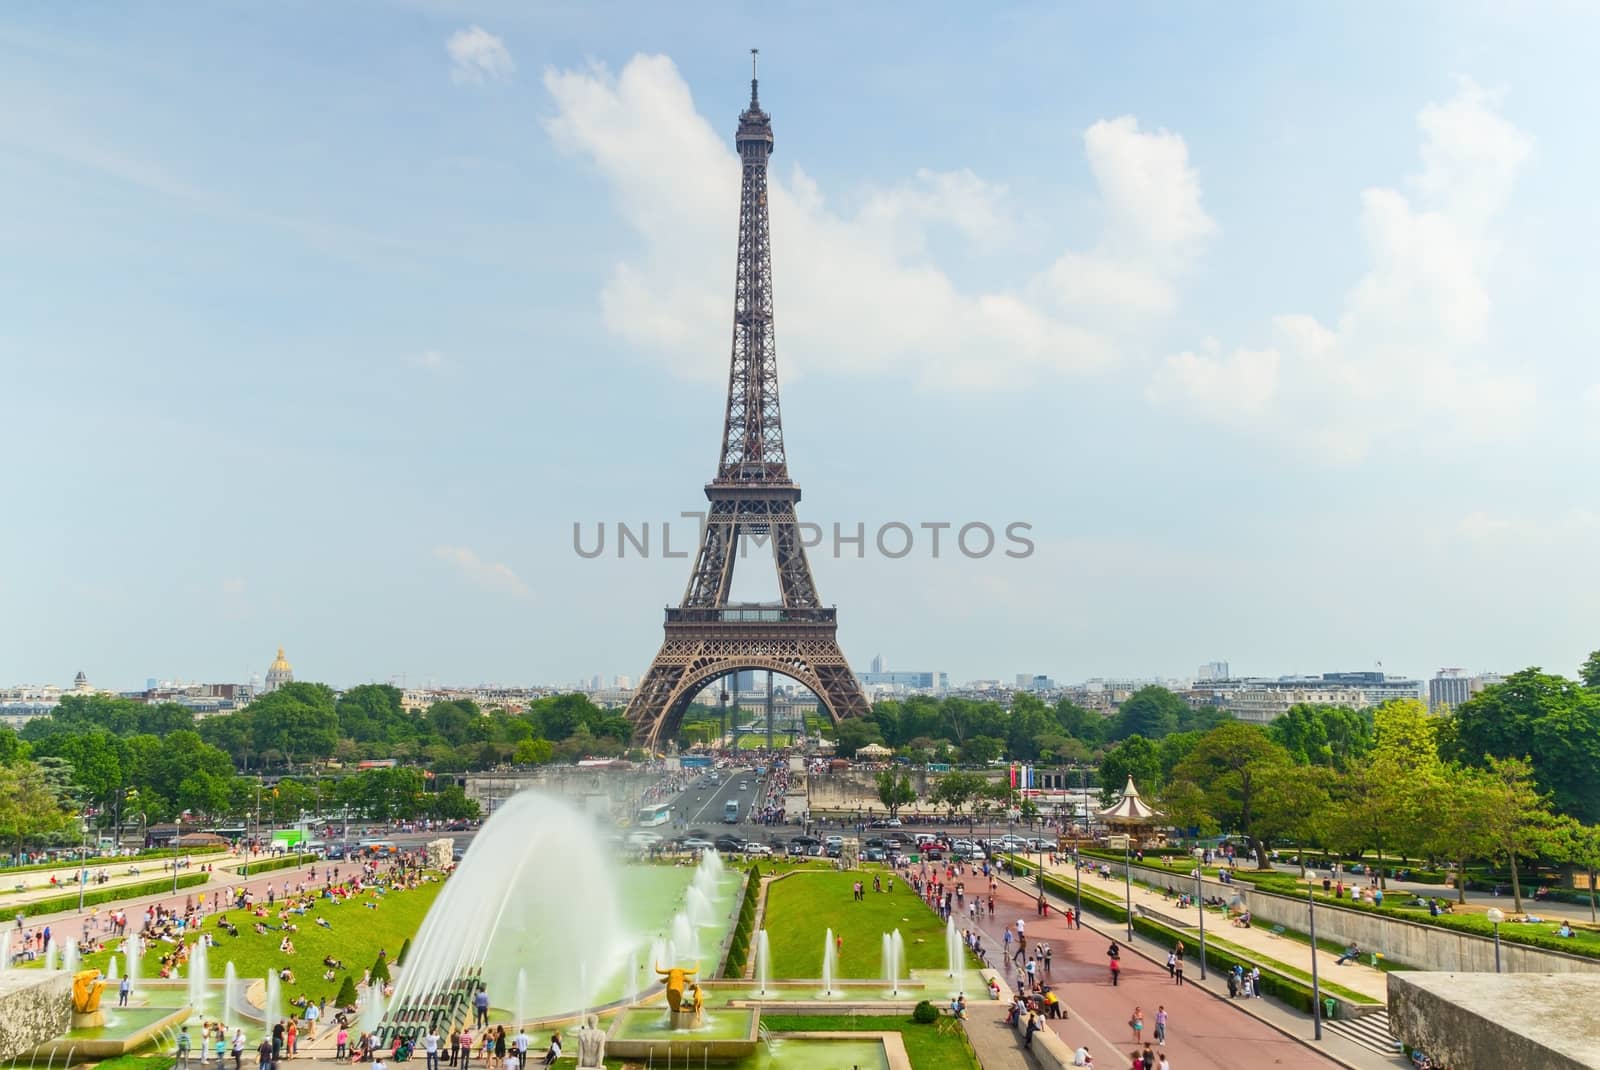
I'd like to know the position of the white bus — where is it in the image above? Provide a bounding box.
[636,802,673,828]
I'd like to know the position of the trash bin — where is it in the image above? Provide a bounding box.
[1322,998,1337,1020]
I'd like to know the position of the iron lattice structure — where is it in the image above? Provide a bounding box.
[626,60,870,751]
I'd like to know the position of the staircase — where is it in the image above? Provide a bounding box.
[1324,1009,1404,1056]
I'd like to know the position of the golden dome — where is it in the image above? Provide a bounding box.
[269,647,292,673]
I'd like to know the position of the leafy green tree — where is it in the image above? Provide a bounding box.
[834,718,884,759]
[335,975,359,1006]
[0,726,22,765]
[370,951,391,984]
[0,761,73,857]
[1552,818,1600,923]
[428,785,480,820]
[874,770,915,818]
[1450,669,1600,823]
[248,683,339,767]
[1052,700,1106,745]
[1332,700,1442,886]
[1165,722,1296,868]
[1113,687,1187,741]
[927,772,988,816]
[1270,704,1374,768]
[1580,650,1600,691]
[1097,735,1162,806]
[1476,755,1560,912]
[512,738,554,765]
[395,938,412,967]
[960,735,1004,765]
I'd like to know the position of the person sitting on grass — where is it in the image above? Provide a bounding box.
[1555,921,1575,938]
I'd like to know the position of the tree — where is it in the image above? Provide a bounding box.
[369,951,391,984]
[1552,818,1600,923]
[512,738,554,765]
[1165,722,1297,869]
[1580,650,1600,691]
[335,975,359,1007]
[1113,687,1187,741]
[429,785,480,821]
[1097,735,1162,806]
[875,770,915,818]
[248,683,339,767]
[1449,668,1600,823]
[395,937,412,967]
[0,761,73,858]
[1476,755,1560,912]
[927,772,988,817]
[834,719,884,759]
[960,736,1004,765]
[1270,705,1373,769]
[1332,700,1443,886]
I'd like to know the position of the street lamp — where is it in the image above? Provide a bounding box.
[1487,907,1504,972]
[1196,858,1207,980]
[78,819,90,912]
[172,817,182,894]
[1124,837,1134,941]
[1308,884,1323,1040]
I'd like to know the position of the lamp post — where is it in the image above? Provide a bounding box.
[78,819,89,912]
[1196,858,1207,980]
[1487,907,1504,972]
[1309,884,1323,1040]
[1073,846,1082,928]
[1124,838,1134,941]
[172,818,181,894]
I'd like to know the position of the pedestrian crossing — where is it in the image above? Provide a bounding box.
[1324,1009,1405,1056]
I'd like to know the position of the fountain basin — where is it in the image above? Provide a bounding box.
[24,1003,193,1059]
[606,1006,760,1061]
[0,971,72,1062]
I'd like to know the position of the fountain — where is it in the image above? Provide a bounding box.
[821,929,836,997]
[670,912,699,964]
[514,968,527,1028]
[126,933,143,997]
[755,930,771,997]
[686,885,714,929]
[44,938,56,971]
[1,928,11,971]
[946,916,961,979]
[359,987,385,1034]
[881,930,905,997]
[62,939,80,976]
[625,950,639,1006]
[263,972,282,1028]
[188,940,209,1015]
[223,962,237,1025]
[384,792,625,1023]
[107,956,120,982]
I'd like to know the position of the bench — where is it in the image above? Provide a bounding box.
[1268,925,1286,938]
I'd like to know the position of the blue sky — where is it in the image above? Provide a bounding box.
[3,3,1597,691]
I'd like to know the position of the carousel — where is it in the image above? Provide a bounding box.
[1098,775,1163,849]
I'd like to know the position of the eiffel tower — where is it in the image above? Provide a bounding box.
[625,54,870,751]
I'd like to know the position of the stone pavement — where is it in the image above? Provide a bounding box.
[934,866,1409,1070]
[1035,858,1390,1003]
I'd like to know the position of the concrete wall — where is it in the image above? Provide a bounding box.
[1389,972,1600,1069]
[0,971,71,1062]
[1122,859,1600,975]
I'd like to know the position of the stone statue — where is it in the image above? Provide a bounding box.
[575,1015,606,1069]
[72,969,105,1014]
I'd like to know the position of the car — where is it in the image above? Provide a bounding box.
[864,847,885,862]
[884,817,903,827]
[743,843,772,856]
[825,845,841,858]
[925,848,944,860]
[682,838,717,850]
[714,835,743,853]
[825,835,843,847]
[739,781,749,790]
[790,835,820,847]
[626,831,662,848]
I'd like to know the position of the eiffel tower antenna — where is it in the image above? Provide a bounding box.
[625,59,869,752]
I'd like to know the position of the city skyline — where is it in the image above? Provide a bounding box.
[5,6,1598,689]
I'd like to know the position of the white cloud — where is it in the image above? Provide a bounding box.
[221,578,246,595]
[1585,383,1600,409]
[541,55,1214,389]
[447,26,513,85]
[434,546,531,599]
[1150,79,1536,461]
[409,350,447,371]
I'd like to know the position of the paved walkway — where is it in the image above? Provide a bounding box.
[923,866,1408,1070]
[1037,858,1389,1002]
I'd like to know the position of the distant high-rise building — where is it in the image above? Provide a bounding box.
[1197,661,1230,681]
[264,647,294,693]
[870,654,885,674]
[1430,669,1499,713]
[1016,674,1032,690]
[1031,675,1055,691]
[615,674,632,689]
[590,674,602,691]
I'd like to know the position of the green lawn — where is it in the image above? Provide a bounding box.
[762,870,968,980]
[761,1013,980,1070]
[70,876,444,1011]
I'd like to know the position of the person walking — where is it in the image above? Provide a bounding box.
[1110,956,1121,986]
[459,1029,473,1069]
[1129,1006,1145,1044]
[232,1029,245,1070]
[449,1030,461,1067]
[177,1026,193,1070]
[1154,1005,1168,1045]
[256,1036,273,1070]
[119,975,132,1007]
[473,988,490,1029]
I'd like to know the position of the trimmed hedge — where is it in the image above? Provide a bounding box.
[0,872,210,922]
[721,863,762,979]
[236,853,312,877]
[0,845,228,877]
